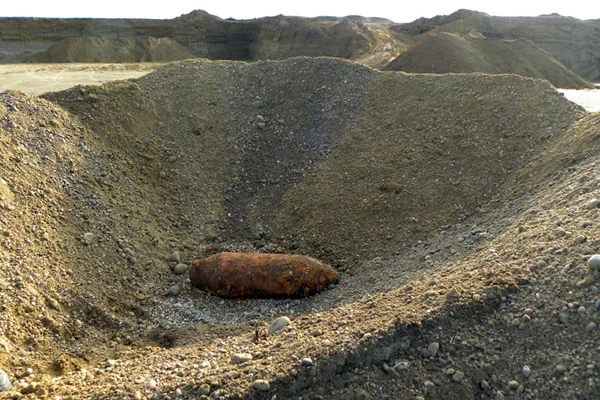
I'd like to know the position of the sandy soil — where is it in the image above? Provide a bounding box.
[559,87,600,112]
[0,63,162,95]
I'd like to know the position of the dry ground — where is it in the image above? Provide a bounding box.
[0,64,162,95]
[0,59,599,400]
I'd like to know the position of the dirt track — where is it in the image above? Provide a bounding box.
[0,63,161,94]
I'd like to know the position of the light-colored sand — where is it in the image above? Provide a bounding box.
[0,63,162,95]
[559,86,600,112]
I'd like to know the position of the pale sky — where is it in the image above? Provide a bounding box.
[3,0,600,22]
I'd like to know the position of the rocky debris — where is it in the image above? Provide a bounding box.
[0,57,599,400]
[189,252,340,298]
[173,263,188,275]
[268,316,291,335]
[252,379,271,391]
[230,353,252,364]
[300,357,313,367]
[0,369,11,391]
[588,254,600,274]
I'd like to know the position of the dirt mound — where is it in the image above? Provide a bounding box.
[1,58,599,399]
[28,36,194,63]
[384,32,592,89]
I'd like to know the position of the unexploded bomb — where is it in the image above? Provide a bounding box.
[189,252,340,298]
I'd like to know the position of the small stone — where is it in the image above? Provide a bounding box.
[148,379,157,390]
[21,383,37,394]
[127,256,137,265]
[173,263,188,275]
[0,368,11,391]
[393,361,410,372]
[268,316,291,335]
[167,285,181,296]
[495,391,505,400]
[595,299,600,311]
[255,121,266,129]
[252,379,270,391]
[508,380,519,390]
[582,221,594,228]
[585,322,597,331]
[168,252,181,264]
[427,342,439,357]
[555,364,567,374]
[578,306,587,314]
[452,370,465,382]
[197,383,210,395]
[105,359,116,368]
[133,390,142,400]
[522,365,531,378]
[81,232,95,245]
[587,255,600,273]
[480,380,490,390]
[423,380,435,390]
[301,358,313,367]
[559,312,569,324]
[231,353,253,364]
[575,236,587,244]
[585,199,600,209]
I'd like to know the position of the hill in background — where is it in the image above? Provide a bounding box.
[0,9,599,87]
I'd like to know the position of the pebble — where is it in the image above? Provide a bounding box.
[133,390,142,400]
[585,322,597,331]
[81,232,95,245]
[423,380,435,390]
[301,357,313,367]
[452,370,465,382]
[522,365,531,378]
[587,255,600,273]
[268,316,291,335]
[508,380,519,390]
[585,199,600,209]
[252,379,270,391]
[427,342,439,357]
[105,359,116,368]
[173,264,188,275]
[168,252,181,264]
[582,221,594,228]
[167,285,181,296]
[0,368,11,391]
[559,312,569,324]
[595,299,600,311]
[231,353,253,364]
[148,379,157,390]
[21,383,37,394]
[495,391,505,400]
[197,383,210,395]
[480,380,490,390]
[393,361,410,372]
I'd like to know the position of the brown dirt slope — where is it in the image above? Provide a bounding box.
[0,58,598,399]
[28,36,194,63]
[384,32,593,89]
[407,11,600,82]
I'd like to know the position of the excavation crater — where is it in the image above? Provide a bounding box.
[1,57,599,399]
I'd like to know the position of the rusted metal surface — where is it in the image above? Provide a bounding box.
[189,252,340,298]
